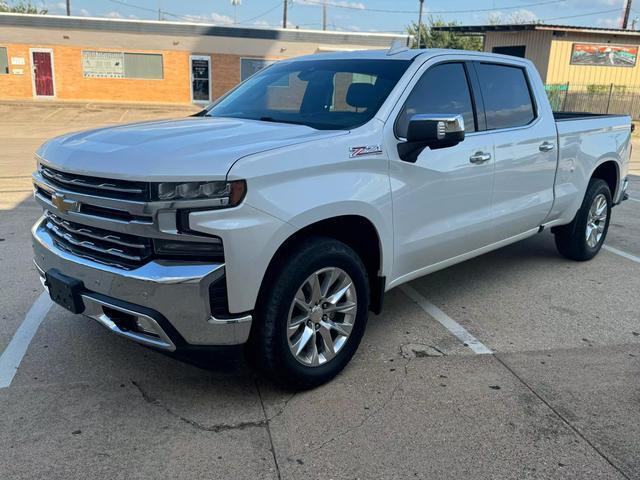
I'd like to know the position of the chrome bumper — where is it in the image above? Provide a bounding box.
[32,217,252,349]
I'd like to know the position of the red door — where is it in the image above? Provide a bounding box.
[32,51,54,97]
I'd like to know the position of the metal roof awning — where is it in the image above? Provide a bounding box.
[432,23,640,37]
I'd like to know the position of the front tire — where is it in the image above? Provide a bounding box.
[554,178,612,261]
[253,237,369,389]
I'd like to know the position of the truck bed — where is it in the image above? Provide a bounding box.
[553,111,630,122]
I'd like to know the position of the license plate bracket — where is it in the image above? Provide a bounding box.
[45,269,85,314]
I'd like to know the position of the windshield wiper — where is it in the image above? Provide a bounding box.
[258,116,307,126]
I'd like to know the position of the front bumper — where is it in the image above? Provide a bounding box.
[32,217,252,350]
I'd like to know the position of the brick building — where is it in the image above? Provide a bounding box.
[0,13,409,105]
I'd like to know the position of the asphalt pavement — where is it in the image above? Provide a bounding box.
[0,102,638,480]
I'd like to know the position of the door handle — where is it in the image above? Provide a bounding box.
[469,151,492,164]
[539,141,555,152]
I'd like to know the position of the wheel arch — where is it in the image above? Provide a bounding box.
[591,159,619,199]
[257,214,387,316]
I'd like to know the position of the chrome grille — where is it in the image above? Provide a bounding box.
[40,166,149,201]
[44,212,153,269]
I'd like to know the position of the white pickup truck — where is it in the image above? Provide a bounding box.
[32,48,631,388]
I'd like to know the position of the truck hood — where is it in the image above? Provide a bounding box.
[37,116,346,182]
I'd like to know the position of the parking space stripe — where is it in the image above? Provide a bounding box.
[627,197,640,203]
[603,245,640,264]
[400,284,493,355]
[0,292,52,389]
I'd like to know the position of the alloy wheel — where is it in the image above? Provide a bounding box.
[286,267,357,367]
[585,193,608,248]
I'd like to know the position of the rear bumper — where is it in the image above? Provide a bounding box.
[32,216,252,349]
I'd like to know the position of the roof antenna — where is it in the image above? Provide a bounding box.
[387,39,409,56]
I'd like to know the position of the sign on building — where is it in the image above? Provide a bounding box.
[240,58,277,81]
[82,51,124,78]
[570,43,638,67]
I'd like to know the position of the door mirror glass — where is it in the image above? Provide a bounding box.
[398,114,465,162]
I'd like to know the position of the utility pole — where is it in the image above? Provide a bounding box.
[417,0,425,48]
[283,0,288,28]
[65,0,70,15]
[231,0,241,24]
[622,0,632,29]
[322,1,327,31]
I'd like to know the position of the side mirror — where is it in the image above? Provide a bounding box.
[398,114,465,163]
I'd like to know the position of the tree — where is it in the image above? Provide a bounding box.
[0,0,47,14]
[488,11,540,25]
[408,16,482,51]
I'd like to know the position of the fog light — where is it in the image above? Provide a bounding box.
[135,316,159,337]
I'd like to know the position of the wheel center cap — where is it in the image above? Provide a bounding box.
[310,305,323,324]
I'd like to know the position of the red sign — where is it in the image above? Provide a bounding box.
[571,43,638,67]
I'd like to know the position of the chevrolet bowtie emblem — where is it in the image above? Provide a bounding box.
[51,192,80,214]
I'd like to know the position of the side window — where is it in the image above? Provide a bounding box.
[395,62,476,138]
[475,63,535,130]
[0,47,8,74]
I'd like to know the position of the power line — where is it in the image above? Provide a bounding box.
[106,0,282,26]
[238,1,282,23]
[295,0,565,14]
[538,7,623,22]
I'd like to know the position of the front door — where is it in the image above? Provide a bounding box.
[388,61,496,281]
[31,50,55,97]
[190,55,211,104]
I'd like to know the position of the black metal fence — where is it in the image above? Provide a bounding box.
[545,83,640,119]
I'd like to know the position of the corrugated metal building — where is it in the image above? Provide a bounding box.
[434,23,640,118]
[434,23,640,86]
[0,13,409,105]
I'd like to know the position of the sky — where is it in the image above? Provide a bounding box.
[37,0,640,33]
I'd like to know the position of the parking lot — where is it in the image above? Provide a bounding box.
[1,101,639,480]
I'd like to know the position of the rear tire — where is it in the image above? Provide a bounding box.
[554,178,612,261]
[252,237,369,389]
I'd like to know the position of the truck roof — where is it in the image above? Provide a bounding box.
[282,48,520,64]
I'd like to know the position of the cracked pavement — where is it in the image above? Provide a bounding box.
[1,103,639,479]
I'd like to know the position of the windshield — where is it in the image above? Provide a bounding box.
[206,58,412,130]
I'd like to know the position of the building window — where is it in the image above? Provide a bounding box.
[124,53,163,79]
[491,46,526,58]
[240,58,277,81]
[0,47,8,75]
[82,51,163,79]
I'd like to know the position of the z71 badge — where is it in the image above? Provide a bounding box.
[349,145,383,158]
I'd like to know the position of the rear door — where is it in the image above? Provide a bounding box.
[473,61,558,237]
[387,60,496,281]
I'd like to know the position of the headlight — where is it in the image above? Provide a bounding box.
[153,180,246,206]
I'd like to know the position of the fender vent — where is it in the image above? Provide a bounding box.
[209,272,232,319]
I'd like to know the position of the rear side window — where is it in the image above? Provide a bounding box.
[395,62,476,138]
[475,63,535,130]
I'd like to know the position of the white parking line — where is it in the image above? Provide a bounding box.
[400,284,493,355]
[0,292,52,388]
[627,197,640,203]
[603,245,640,264]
